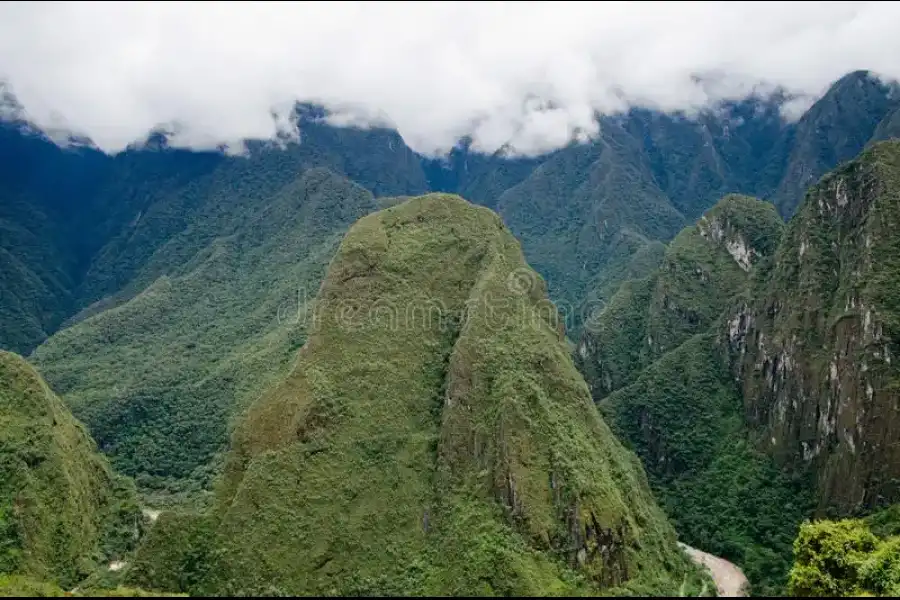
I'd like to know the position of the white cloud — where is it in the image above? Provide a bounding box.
[1,1,899,157]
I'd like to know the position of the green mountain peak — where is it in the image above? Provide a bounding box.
[170,194,708,596]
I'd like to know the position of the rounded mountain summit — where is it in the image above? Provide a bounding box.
[142,194,711,596]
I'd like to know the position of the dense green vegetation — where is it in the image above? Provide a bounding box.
[0,108,428,359]
[127,194,710,596]
[493,131,687,335]
[0,574,185,597]
[32,168,378,495]
[5,69,895,358]
[1,70,899,596]
[578,195,811,595]
[0,350,141,589]
[787,510,900,597]
[576,194,784,399]
[488,71,898,339]
[0,118,100,354]
[125,512,214,594]
[580,142,900,595]
[600,336,813,595]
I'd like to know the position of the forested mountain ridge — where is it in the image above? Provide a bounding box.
[2,70,898,358]
[576,140,900,594]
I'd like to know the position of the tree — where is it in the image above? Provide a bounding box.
[787,518,900,597]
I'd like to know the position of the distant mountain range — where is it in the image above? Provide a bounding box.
[3,70,898,357]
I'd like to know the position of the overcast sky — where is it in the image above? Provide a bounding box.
[1,1,898,156]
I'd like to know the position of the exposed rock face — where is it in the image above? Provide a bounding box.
[698,213,756,272]
[723,141,900,512]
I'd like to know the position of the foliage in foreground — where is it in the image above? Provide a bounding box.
[787,513,900,597]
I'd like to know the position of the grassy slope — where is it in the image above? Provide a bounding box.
[154,194,709,596]
[0,351,141,589]
[32,168,378,496]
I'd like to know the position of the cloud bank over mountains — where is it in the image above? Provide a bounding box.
[1,1,898,156]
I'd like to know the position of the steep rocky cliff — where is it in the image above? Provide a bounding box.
[576,142,900,593]
[723,140,900,513]
[575,195,801,594]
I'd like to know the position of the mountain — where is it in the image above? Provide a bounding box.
[421,137,543,208]
[129,194,708,596]
[0,350,141,589]
[576,194,784,399]
[5,70,899,358]
[575,140,900,594]
[770,71,900,217]
[491,124,688,331]
[873,105,900,142]
[724,139,900,513]
[0,117,109,354]
[575,195,806,595]
[0,70,898,578]
[0,106,430,357]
